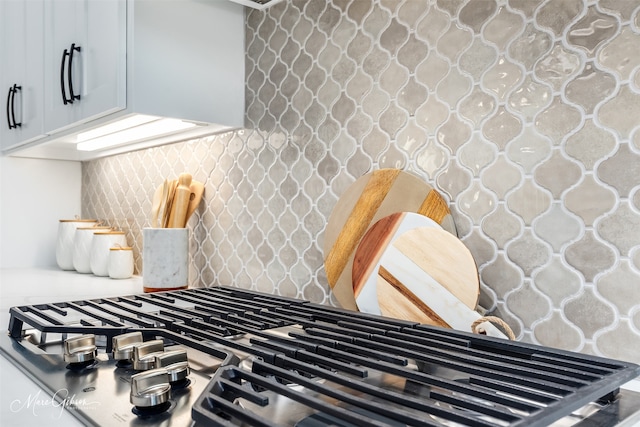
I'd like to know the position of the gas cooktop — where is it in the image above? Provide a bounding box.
[2,286,640,426]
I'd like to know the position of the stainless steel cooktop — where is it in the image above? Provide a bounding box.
[2,286,639,426]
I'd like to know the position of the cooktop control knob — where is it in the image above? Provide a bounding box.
[64,334,98,369]
[130,368,171,416]
[154,349,190,388]
[112,332,143,366]
[132,339,164,371]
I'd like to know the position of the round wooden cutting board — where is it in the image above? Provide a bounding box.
[352,212,442,314]
[323,168,457,310]
[368,226,479,327]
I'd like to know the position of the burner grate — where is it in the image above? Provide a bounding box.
[194,320,639,426]
[5,286,640,426]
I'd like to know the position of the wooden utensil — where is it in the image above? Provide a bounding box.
[184,180,205,224]
[323,168,457,310]
[151,181,165,228]
[168,173,193,228]
[162,179,178,228]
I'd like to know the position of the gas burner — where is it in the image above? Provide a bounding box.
[112,331,143,367]
[130,368,172,416]
[63,334,98,370]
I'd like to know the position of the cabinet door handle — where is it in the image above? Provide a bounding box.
[10,84,21,128]
[6,86,12,129]
[67,43,81,102]
[60,48,70,104]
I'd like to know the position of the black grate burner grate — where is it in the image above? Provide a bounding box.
[6,286,640,427]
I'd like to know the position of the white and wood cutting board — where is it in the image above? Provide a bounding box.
[323,169,457,310]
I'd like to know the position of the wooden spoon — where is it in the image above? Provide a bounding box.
[185,180,205,224]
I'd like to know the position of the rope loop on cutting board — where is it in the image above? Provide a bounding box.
[471,316,516,340]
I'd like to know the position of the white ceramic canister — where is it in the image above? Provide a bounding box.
[73,226,112,273]
[90,231,127,277]
[56,219,99,270]
[142,228,188,292]
[108,246,134,279]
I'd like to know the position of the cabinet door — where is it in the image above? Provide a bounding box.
[43,0,84,133]
[0,0,45,151]
[43,0,125,136]
[83,0,126,121]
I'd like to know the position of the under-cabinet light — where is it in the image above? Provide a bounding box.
[76,115,158,142]
[76,115,197,151]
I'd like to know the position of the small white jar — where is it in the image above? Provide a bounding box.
[108,246,134,279]
[56,219,98,270]
[73,226,112,273]
[90,231,127,277]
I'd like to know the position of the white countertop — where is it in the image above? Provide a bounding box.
[0,267,142,426]
[0,267,143,312]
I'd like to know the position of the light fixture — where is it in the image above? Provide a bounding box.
[76,114,197,151]
[227,0,285,10]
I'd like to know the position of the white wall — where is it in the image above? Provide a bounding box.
[0,156,81,268]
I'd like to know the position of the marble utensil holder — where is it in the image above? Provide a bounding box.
[143,228,188,292]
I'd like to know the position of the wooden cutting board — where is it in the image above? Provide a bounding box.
[323,168,457,310]
[370,226,484,333]
[352,212,443,314]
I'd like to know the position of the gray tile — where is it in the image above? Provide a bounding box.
[80,0,640,362]
[567,6,618,54]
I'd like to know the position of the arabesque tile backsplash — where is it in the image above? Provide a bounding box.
[82,0,640,362]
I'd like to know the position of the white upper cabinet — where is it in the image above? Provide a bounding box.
[0,0,46,150]
[43,0,125,134]
[1,0,244,161]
